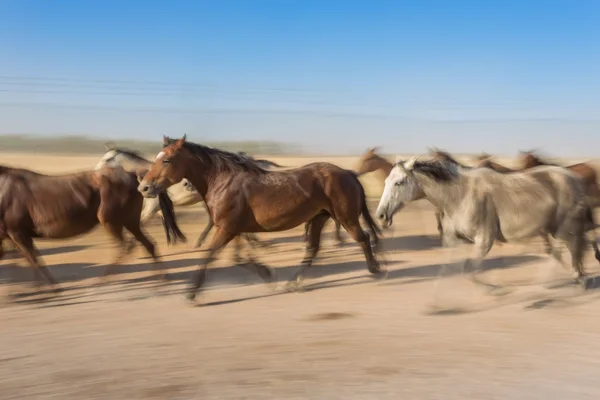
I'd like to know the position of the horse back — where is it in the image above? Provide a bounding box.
[567,163,598,185]
[0,170,102,238]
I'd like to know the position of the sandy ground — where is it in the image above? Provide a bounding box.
[2,153,600,399]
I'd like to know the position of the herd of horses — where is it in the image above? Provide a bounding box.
[1,135,600,305]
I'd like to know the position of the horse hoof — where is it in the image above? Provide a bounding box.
[265,271,278,291]
[186,292,197,303]
[266,280,278,292]
[368,264,382,274]
[375,268,389,281]
[285,281,302,293]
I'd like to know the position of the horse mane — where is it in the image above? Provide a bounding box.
[524,151,559,167]
[411,159,458,182]
[112,147,151,163]
[165,139,267,174]
[429,148,468,168]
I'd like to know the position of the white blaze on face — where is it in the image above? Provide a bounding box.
[155,151,166,161]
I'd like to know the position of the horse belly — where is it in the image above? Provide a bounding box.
[33,211,99,239]
[249,187,324,231]
[498,212,551,241]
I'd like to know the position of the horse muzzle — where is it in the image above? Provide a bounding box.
[138,182,161,198]
[376,208,394,229]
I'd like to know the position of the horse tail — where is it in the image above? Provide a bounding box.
[158,191,187,245]
[348,169,382,248]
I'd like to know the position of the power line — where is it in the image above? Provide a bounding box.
[0,100,407,120]
[0,80,334,101]
[0,75,348,96]
[0,88,392,110]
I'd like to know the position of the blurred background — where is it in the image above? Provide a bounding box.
[2,2,600,400]
[1,0,599,157]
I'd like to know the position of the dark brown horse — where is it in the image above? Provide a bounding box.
[0,164,183,292]
[138,135,384,302]
[518,151,600,207]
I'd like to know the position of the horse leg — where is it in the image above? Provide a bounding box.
[303,221,310,242]
[435,211,443,237]
[540,233,566,268]
[334,220,345,247]
[140,197,160,224]
[187,227,236,303]
[583,207,600,263]
[194,202,213,248]
[124,221,167,282]
[342,219,382,276]
[465,236,497,291]
[244,233,270,248]
[234,236,277,290]
[566,233,587,286]
[8,233,61,293]
[99,222,135,284]
[287,214,330,291]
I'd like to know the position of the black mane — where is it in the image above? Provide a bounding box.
[412,160,457,182]
[164,138,266,174]
[430,149,467,168]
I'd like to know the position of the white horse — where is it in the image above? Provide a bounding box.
[376,155,600,289]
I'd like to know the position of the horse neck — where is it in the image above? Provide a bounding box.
[122,155,151,169]
[412,172,465,213]
[369,157,394,181]
[181,157,227,200]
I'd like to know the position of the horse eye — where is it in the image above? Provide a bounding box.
[395,181,403,186]
[163,158,171,164]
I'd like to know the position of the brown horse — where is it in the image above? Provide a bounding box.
[518,151,600,207]
[356,147,445,236]
[138,135,384,302]
[472,154,518,173]
[0,164,183,293]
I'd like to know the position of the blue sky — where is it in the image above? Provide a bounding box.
[1,0,599,155]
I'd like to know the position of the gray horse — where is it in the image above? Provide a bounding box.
[376,155,600,287]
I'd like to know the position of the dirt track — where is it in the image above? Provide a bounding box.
[2,154,600,399]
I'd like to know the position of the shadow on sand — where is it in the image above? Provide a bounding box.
[1,247,560,310]
[1,244,88,260]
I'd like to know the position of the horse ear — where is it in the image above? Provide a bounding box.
[104,141,116,151]
[395,155,404,164]
[404,155,419,170]
[369,146,380,154]
[173,135,186,149]
[162,135,170,146]
[181,133,187,142]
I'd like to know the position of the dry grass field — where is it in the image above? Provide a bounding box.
[2,151,600,399]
